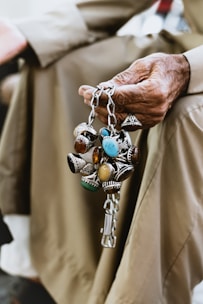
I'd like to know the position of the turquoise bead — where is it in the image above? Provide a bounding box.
[102,137,119,157]
[100,128,110,137]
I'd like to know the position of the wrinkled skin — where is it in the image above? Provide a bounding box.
[0,19,27,65]
[79,53,190,131]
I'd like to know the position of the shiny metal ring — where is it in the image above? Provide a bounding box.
[121,114,142,128]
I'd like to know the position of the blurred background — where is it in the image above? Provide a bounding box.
[0,0,58,18]
[0,0,202,303]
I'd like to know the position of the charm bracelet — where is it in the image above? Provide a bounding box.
[67,86,139,248]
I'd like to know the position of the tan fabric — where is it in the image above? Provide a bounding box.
[16,0,154,67]
[184,45,203,94]
[0,0,203,303]
[15,0,203,68]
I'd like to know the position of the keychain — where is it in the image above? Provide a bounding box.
[67,86,139,248]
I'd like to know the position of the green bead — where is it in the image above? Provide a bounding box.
[80,180,99,192]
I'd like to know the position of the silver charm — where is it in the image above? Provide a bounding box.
[67,153,86,173]
[121,114,142,128]
[67,85,140,248]
[100,193,119,248]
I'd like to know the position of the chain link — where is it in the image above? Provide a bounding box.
[105,86,117,133]
[88,85,117,132]
[88,86,103,125]
[101,192,120,248]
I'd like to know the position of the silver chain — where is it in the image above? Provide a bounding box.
[88,86,103,125]
[105,86,117,134]
[88,85,117,132]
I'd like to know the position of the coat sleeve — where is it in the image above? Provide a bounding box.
[15,0,154,67]
[184,45,203,94]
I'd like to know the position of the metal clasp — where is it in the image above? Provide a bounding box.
[100,195,117,248]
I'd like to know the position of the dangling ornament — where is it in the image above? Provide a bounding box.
[67,86,139,248]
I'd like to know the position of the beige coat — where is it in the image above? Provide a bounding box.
[0,0,203,303]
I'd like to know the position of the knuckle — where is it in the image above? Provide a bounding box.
[113,70,132,85]
[157,85,169,101]
[114,91,126,106]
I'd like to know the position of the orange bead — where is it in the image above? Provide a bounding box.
[92,147,102,164]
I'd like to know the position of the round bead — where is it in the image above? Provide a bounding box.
[102,137,119,158]
[74,135,90,153]
[100,128,110,137]
[98,163,113,182]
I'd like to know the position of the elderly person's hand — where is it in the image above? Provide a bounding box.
[79,53,190,131]
[0,19,27,65]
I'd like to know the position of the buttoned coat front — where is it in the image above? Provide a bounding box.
[0,0,203,303]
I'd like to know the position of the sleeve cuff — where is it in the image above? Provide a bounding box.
[15,2,97,67]
[184,45,203,94]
